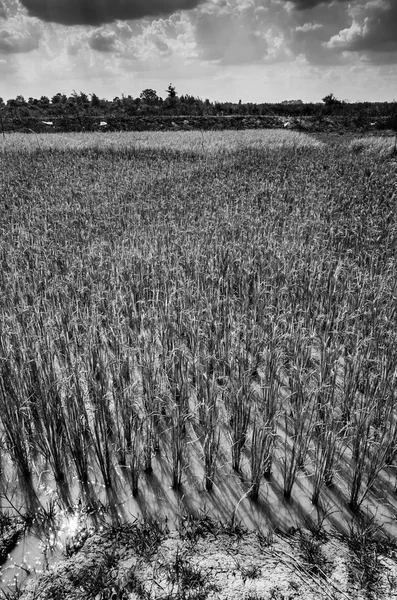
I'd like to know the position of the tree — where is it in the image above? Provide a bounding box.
[180,94,196,105]
[166,84,177,99]
[164,84,178,110]
[322,93,342,106]
[78,91,89,105]
[52,93,67,105]
[140,88,159,105]
[90,93,101,108]
[70,90,88,106]
[15,95,26,106]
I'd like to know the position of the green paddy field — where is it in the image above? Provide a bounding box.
[0,129,396,599]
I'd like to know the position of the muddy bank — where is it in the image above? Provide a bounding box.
[14,516,397,600]
[0,513,25,566]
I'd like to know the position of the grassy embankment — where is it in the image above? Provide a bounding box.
[0,130,396,536]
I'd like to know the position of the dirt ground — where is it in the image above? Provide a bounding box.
[15,516,397,600]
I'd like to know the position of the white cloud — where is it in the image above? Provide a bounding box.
[0,15,42,54]
[295,22,323,32]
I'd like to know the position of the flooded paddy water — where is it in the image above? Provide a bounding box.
[1,410,397,594]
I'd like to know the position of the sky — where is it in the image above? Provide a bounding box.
[0,0,396,104]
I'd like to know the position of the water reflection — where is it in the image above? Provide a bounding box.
[0,478,115,592]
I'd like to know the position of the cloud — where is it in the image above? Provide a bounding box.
[286,0,348,9]
[67,41,81,56]
[0,17,41,53]
[88,29,118,53]
[263,0,350,66]
[2,0,396,104]
[276,0,397,70]
[0,0,20,19]
[295,22,323,32]
[0,56,17,77]
[290,21,347,65]
[114,22,134,41]
[118,13,197,64]
[327,1,397,56]
[193,4,268,65]
[19,0,205,26]
[86,21,137,53]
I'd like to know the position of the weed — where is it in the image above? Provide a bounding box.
[298,530,330,578]
[165,547,219,600]
[179,512,216,542]
[257,528,274,549]
[268,588,286,600]
[239,561,262,582]
[344,518,392,598]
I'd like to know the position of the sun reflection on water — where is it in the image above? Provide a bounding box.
[60,512,79,539]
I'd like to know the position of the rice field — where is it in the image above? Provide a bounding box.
[347,134,397,156]
[0,129,396,542]
[0,129,323,153]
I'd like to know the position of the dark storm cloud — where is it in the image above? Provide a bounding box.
[19,0,205,26]
[286,0,348,9]
[0,1,6,19]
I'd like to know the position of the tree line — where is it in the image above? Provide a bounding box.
[0,85,396,133]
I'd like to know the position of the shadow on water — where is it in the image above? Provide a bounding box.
[103,487,126,527]
[54,475,73,511]
[20,477,41,515]
[1,424,397,594]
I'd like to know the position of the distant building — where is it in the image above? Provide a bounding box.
[281,100,303,105]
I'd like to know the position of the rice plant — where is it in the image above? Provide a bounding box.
[196,367,220,491]
[166,348,191,490]
[249,344,281,500]
[85,328,115,488]
[0,130,395,535]
[280,331,317,499]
